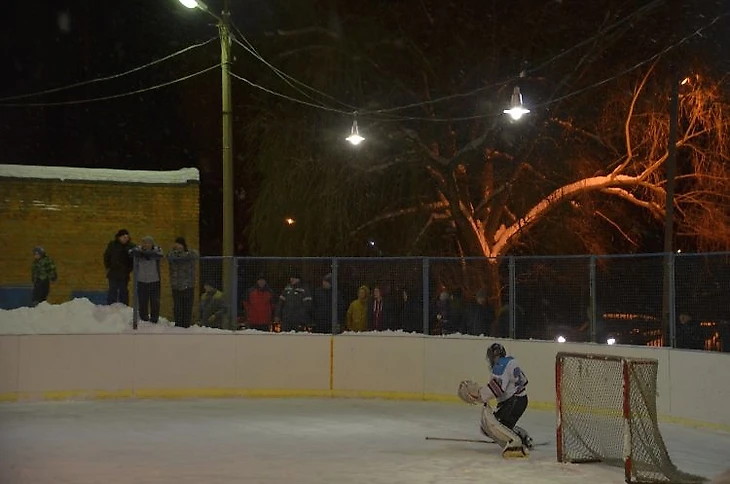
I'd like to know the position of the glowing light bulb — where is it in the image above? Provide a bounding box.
[178,0,199,8]
[503,86,530,121]
[346,119,364,145]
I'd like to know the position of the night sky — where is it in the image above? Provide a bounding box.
[2,1,728,256]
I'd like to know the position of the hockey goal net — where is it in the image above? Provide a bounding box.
[555,352,706,483]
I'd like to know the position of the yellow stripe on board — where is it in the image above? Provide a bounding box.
[1,389,727,433]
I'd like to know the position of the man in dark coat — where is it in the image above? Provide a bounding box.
[312,273,345,334]
[104,229,135,305]
[275,272,313,332]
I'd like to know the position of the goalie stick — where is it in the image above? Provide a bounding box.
[425,436,550,447]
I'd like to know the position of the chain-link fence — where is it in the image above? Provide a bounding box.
[126,253,730,351]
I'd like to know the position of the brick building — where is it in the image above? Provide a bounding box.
[0,164,199,318]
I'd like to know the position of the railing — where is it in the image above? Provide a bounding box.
[129,252,730,352]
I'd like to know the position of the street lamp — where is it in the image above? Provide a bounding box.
[178,0,235,327]
[503,86,530,121]
[346,117,364,145]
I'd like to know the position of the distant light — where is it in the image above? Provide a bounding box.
[285,218,295,225]
[607,338,616,345]
[368,239,376,247]
[178,0,199,8]
[557,336,567,343]
[504,86,530,121]
[346,118,364,145]
[681,77,690,85]
[676,249,682,254]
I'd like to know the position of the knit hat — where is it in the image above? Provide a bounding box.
[175,236,187,249]
[32,246,45,256]
[141,235,155,245]
[116,228,130,238]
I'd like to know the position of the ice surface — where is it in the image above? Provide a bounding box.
[0,164,199,184]
[1,398,727,484]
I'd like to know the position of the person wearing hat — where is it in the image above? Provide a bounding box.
[167,236,199,328]
[242,275,276,331]
[31,247,57,306]
[200,281,227,329]
[130,236,163,323]
[104,229,136,305]
[274,272,313,332]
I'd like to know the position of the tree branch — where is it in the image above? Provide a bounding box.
[600,187,665,219]
[349,201,449,237]
[594,210,640,247]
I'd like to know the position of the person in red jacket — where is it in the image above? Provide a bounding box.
[242,276,276,331]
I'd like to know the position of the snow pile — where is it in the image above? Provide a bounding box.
[0,298,228,335]
[0,164,199,184]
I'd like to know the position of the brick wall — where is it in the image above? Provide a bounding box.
[0,169,199,320]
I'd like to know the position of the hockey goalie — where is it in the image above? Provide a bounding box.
[458,343,533,458]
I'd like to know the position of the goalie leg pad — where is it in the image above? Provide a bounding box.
[480,404,524,450]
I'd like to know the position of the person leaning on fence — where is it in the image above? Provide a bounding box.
[167,237,198,328]
[31,247,57,306]
[274,272,313,332]
[345,285,370,332]
[200,282,227,329]
[130,236,163,324]
[104,229,136,305]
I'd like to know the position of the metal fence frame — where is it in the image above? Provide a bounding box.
[129,252,730,352]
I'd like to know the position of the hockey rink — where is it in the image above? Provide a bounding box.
[1,398,728,484]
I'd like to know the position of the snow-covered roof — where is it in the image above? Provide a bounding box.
[0,164,199,184]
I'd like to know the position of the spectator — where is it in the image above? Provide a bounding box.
[200,282,227,329]
[445,288,466,334]
[131,236,163,323]
[312,273,345,334]
[346,285,370,332]
[275,272,313,332]
[104,229,135,305]
[243,275,276,331]
[675,313,705,350]
[395,287,422,333]
[368,286,387,331]
[434,289,451,335]
[167,236,198,328]
[31,247,57,306]
[464,289,494,336]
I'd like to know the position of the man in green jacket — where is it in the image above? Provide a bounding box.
[31,247,57,306]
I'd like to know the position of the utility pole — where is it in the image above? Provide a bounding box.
[662,69,680,347]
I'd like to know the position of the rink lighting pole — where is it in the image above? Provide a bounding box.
[179,0,235,326]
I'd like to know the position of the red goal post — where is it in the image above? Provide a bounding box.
[555,352,706,484]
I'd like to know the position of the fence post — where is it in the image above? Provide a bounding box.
[589,255,597,343]
[132,255,139,330]
[509,256,516,339]
[331,258,339,334]
[669,252,677,348]
[229,257,238,330]
[422,258,430,335]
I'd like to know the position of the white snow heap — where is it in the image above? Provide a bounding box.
[0,164,199,184]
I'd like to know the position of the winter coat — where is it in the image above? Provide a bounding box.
[464,302,494,336]
[244,286,276,326]
[312,286,345,329]
[167,248,198,290]
[396,296,423,333]
[131,246,163,283]
[275,282,313,328]
[368,296,388,331]
[346,286,370,332]
[32,255,58,283]
[200,289,227,328]
[104,240,135,281]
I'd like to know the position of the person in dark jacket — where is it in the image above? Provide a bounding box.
[104,229,135,305]
[464,289,495,336]
[243,276,276,331]
[368,286,389,331]
[167,237,198,328]
[275,273,313,332]
[130,236,163,323]
[311,273,345,334]
[394,287,423,333]
[31,247,57,306]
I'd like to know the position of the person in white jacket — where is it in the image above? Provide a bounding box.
[458,342,533,457]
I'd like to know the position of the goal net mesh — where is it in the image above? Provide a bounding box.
[556,352,706,483]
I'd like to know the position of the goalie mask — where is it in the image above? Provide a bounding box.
[486,343,506,367]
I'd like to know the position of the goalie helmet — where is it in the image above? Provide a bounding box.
[486,342,506,366]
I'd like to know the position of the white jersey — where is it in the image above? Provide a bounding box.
[479,356,528,404]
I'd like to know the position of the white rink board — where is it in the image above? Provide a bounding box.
[0,334,728,428]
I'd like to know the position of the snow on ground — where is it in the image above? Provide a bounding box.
[0,298,228,334]
[0,298,472,336]
[0,398,728,484]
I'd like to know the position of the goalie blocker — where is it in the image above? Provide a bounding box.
[458,343,533,458]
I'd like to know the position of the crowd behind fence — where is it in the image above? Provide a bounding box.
[126,253,730,352]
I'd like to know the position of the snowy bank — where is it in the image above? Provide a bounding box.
[0,298,227,335]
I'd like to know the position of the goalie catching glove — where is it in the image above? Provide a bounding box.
[458,380,482,405]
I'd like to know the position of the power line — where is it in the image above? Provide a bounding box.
[0,38,217,102]
[0,65,219,107]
